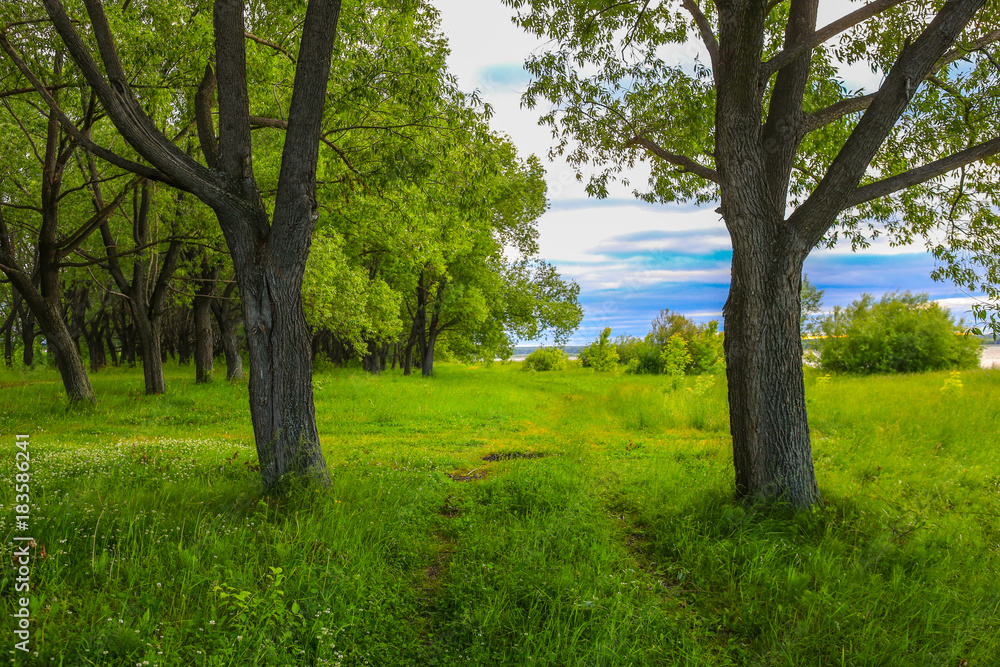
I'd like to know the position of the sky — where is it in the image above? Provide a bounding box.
[430,0,984,345]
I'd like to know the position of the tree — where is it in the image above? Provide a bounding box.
[2,0,346,485]
[506,0,1000,506]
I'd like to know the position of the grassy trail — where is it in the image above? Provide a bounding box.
[0,362,998,665]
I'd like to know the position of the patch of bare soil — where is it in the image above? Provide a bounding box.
[480,451,546,462]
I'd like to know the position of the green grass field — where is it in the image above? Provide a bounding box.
[1,362,998,666]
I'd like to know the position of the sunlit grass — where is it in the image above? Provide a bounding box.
[0,360,997,665]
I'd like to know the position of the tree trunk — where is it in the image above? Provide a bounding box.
[236,250,330,487]
[194,296,214,382]
[211,281,243,380]
[421,329,438,377]
[723,232,820,508]
[193,261,218,383]
[106,333,118,366]
[3,317,12,368]
[20,308,35,367]
[134,315,166,395]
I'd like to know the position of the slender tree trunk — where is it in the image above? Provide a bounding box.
[194,296,214,382]
[724,231,819,508]
[3,316,12,368]
[422,327,438,377]
[21,307,35,367]
[106,333,118,366]
[211,281,242,380]
[134,315,165,395]
[193,260,219,383]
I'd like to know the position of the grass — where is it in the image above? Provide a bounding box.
[0,360,998,665]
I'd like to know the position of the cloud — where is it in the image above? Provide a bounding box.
[477,63,532,90]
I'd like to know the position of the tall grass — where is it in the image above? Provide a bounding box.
[0,361,997,665]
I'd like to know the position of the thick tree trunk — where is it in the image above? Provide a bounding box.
[236,251,330,487]
[723,233,819,508]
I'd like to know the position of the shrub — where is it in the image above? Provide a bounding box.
[816,291,982,374]
[661,334,692,376]
[614,335,645,366]
[585,327,619,372]
[522,347,568,372]
[626,310,725,375]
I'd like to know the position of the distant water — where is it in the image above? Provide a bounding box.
[508,345,1000,368]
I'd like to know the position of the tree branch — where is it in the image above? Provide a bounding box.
[195,63,219,168]
[625,135,720,183]
[846,135,1000,208]
[55,179,138,259]
[40,0,216,194]
[763,0,912,77]
[803,28,1000,134]
[214,0,253,181]
[250,115,358,175]
[804,92,877,132]
[0,83,73,99]
[679,0,720,74]
[245,31,295,63]
[789,0,988,245]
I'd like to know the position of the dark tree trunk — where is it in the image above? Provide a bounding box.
[136,316,165,395]
[194,258,219,383]
[232,232,329,486]
[363,339,381,374]
[106,333,118,366]
[723,229,819,508]
[3,310,13,368]
[0,258,94,401]
[1,294,21,368]
[212,281,243,381]
[20,294,36,367]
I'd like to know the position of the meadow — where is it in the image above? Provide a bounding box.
[1,361,998,666]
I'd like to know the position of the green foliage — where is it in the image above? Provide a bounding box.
[522,347,568,372]
[817,291,982,374]
[660,334,691,377]
[621,310,724,375]
[584,327,619,372]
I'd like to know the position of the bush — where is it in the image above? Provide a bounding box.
[816,291,982,374]
[625,310,724,375]
[584,327,619,372]
[522,347,568,372]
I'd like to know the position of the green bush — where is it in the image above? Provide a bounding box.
[623,310,725,375]
[817,291,982,374]
[584,327,619,372]
[521,347,568,371]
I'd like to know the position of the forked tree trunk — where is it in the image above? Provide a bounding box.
[724,230,819,508]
